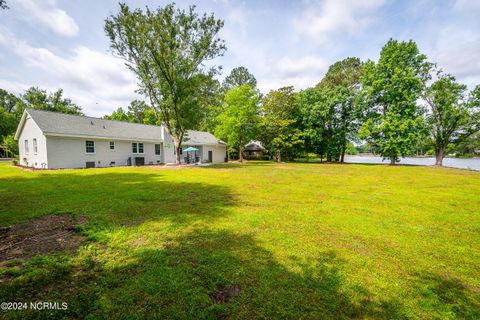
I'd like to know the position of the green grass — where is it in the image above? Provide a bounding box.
[1,161,480,319]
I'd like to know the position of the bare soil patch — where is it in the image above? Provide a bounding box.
[0,214,87,266]
[210,285,241,304]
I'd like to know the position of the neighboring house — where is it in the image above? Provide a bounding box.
[244,141,264,159]
[14,109,227,169]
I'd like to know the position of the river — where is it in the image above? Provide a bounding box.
[344,155,480,171]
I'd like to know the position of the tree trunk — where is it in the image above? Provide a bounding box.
[239,146,244,162]
[276,150,281,162]
[390,154,396,165]
[435,148,445,166]
[340,146,346,163]
[170,134,183,164]
[174,140,181,165]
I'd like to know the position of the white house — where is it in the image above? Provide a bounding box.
[14,109,227,169]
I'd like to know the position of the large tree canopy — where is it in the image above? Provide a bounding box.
[360,39,431,164]
[105,2,226,163]
[215,85,260,162]
[317,57,363,162]
[424,74,480,166]
[21,87,82,115]
[261,86,303,162]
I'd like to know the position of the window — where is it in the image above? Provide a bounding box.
[85,140,95,153]
[33,138,37,154]
[155,144,161,155]
[24,140,29,154]
[132,142,144,154]
[109,141,115,150]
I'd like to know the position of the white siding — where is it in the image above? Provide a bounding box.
[202,145,227,163]
[18,116,48,168]
[46,137,164,169]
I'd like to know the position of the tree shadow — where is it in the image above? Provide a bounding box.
[415,272,480,319]
[1,229,408,319]
[0,170,236,229]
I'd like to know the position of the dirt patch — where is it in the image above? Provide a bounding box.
[210,285,241,304]
[0,214,87,266]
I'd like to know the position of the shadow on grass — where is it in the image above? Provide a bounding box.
[416,273,480,319]
[0,170,236,229]
[0,229,411,319]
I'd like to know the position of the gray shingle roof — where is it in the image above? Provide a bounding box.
[26,109,164,142]
[184,130,226,145]
[245,141,264,151]
[23,109,225,145]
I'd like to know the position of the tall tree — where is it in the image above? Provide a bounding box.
[223,66,257,91]
[215,85,260,162]
[21,87,82,115]
[360,39,431,164]
[105,3,226,164]
[0,0,8,10]
[298,87,330,161]
[317,57,363,162]
[424,74,480,166]
[261,86,303,162]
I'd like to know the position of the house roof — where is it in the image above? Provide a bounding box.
[16,109,165,142]
[15,109,225,145]
[184,130,226,145]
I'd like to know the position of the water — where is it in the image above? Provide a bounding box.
[344,156,480,171]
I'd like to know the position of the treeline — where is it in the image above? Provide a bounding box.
[0,87,82,157]
[102,3,480,166]
[102,39,480,166]
[3,1,480,167]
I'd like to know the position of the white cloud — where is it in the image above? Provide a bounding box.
[12,0,79,37]
[277,56,328,78]
[427,27,480,88]
[454,0,480,12]
[257,55,329,93]
[0,30,140,116]
[292,0,386,45]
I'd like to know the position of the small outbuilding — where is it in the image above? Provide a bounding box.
[244,141,264,160]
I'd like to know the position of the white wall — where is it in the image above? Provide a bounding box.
[46,137,164,169]
[202,145,227,163]
[18,116,48,168]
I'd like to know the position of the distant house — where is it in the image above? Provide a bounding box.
[244,141,264,159]
[14,109,227,169]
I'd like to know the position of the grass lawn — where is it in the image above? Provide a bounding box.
[1,161,480,319]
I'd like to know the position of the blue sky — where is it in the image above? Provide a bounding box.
[0,0,479,116]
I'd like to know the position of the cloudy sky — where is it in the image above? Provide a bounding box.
[0,0,479,116]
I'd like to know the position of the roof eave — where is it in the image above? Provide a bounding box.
[14,110,29,140]
[44,132,164,143]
